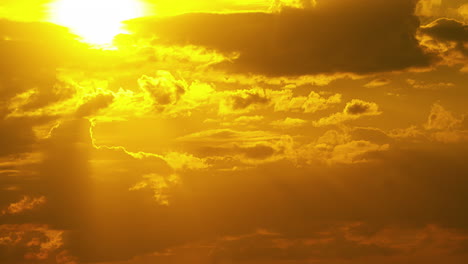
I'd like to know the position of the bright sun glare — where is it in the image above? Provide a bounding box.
[50,0,145,46]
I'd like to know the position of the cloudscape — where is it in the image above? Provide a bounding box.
[1,0,468,263]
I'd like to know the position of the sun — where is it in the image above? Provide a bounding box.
[49,0,145,47]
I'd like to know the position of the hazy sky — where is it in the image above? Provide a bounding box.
[1,0,468,264]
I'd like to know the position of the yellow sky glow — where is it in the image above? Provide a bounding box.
[49,0,145,46]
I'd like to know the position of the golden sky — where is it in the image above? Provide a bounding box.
[1,0,468,264]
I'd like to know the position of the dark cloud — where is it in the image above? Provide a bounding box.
[138,72,187,107]
[76,94,115,118]
[345,101,374,115]
[129,0,433,76]
[3,100,468,264]
[211,231,398,262]
[0,19,114,117]
[231,92,270,110]
[314,99,381,127]
[38,139,466,263]
[176,129,290,163]
[421,18,468,42]
[0,19,84,85]
[351,127,392,142]
[0,19,90,160]
[0,119,38,156]
[0,224,62,264]
[420,18,468,57]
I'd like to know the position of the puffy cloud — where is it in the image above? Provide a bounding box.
[129,174,181,206]
[234,115,264,124]
[424,103,468,143]
[390,103,468,144]
[160,152,209,170]
[299,129,390,164]
[273,90,342,113]
[344,100,379,115]
[218,88,341,115]
[271,117,308,128]
[138,71,187,109]
[425,103,462,130]
[1,196,46,216]
[313,100,381,127]
[218,88,270,115]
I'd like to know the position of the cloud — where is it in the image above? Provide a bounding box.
[160,152,209,170]
[0,20,89,101]
[218,88,270,115]
[299,129,390,164]
[0,224,67,264]
[271,117,308,128]
[460,4,468,19]
[218,88,341,115]
[419,18,468,68]
[425,103,462,130]
[421,18,468,42]
[406,78,455,90]
[313,99,381,127]
[128,0,433,76]
[273,90,342,113]
[177,129,295,165]
[9,119,467,264]
[390,103,468,143]
[210,226,398,262]
[177,129,279,144]
[424,103,468,143]
[328,140,390,164]
[129,174,181,206]
[364,78,391,88]
[1,196,46,216]
[0,119,39,157]
[2,3,468,264]
[75,94,114,118]
[89,122,208,172]
[234,115,265,124]
[138,71,187,109]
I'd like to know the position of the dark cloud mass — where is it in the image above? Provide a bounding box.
[129,0,434,76]
[345,101,374,115]
[421,18,468,42]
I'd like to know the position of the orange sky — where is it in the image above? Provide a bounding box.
[1,0,468,264]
